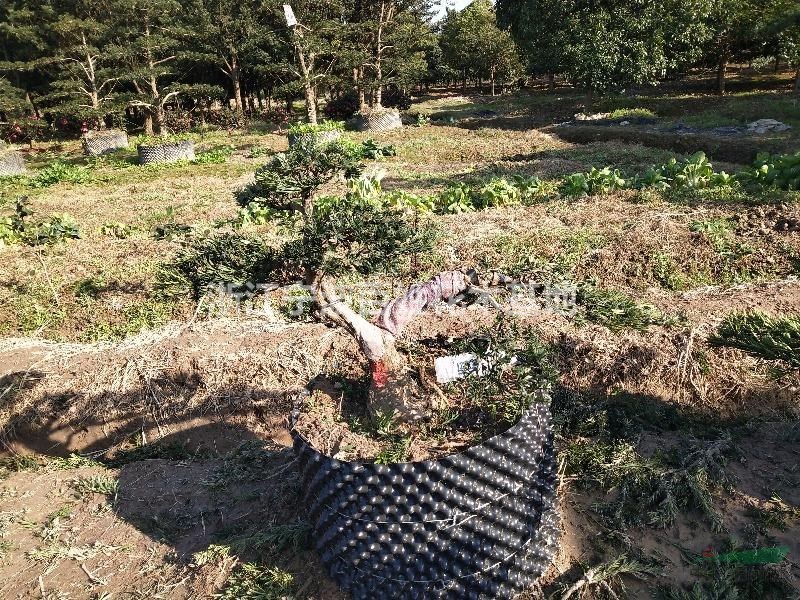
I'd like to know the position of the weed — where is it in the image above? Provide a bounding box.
[658,561,796,600]
[216,563,296,600]
[27,541,125,563]
[560,554,662,599]
[709,312,800,368]
[30,160,92,187]
[374,436,412,465]
[192,144,234,164]
[578,285,665,331]
[218,521,312,557]
[71,474,119,499]
[748,494,800,531]
[651,252,687,291]
[565,435,736,531]
[608,107,657,120]
[450,316,557,430]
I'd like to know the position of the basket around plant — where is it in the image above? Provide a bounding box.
[291,398,559,599]
[355,107,403,132]
[0,146,26,177]
[82,129,129,156]
[137,140,195,165]
[288,130,342,147]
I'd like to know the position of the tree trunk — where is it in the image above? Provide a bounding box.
[795,68,800,95]
[716,50,728,95]
[230,52,243,111]
[143,113,154,135]
[490,68,496,96]
[305,84,317,124]
[314,271,478,421]
[548,72,555,91]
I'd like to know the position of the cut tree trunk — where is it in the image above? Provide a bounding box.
[316,270,481,421]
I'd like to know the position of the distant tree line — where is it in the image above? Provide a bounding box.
[0,0,523,135]
[2,0,798,137]
[497,0,800,95]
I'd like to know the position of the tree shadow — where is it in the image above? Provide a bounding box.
[0,370,345,598]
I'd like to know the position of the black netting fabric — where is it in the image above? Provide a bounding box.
[0,150,26,176]
[82,130,128,156]
[291,401,559,599]
[137,140,195,165]
[288,131,342,147]
[357,109,403,132]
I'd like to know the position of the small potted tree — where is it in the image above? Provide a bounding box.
[230,139,559,597]
[287,120,344,147]
[136,134,195,165]
[82,129,129,156]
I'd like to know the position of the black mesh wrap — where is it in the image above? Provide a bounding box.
[291,401,559,599]
[137,140,195,165]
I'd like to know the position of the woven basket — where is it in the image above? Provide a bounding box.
[356,108,403,132]
[0,148,26,177]
[288,130,342,147]
[82,129,129,156]
[137,140,195,165]
[292,399,559,599]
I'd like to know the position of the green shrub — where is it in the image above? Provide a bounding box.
[0,198,80,246]
[192,144,234,164]
[561,167,626,197]
[436,182,475,213]
[709,312,800,368]
[237,138,364,212]
[579,285,664,331]
[472,177,521,209]
[284,197,437,278]
[286,120,344,136]
[608,107,657,120]
[30,160,92,188]
[156,233,278,299]
[133,133,193,146]
[747,151,800,190]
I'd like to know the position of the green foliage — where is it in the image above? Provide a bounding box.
[156,233,277,299]
[215,563,296,600]
[0,197,80,246]
[286,120,344,136]
[561,167,626,197]
[747,151,800,190]
[608,107,657,120]
[437,182,475,213]
[71,474,119,498]
[374,436,412,465]
[285,197,437,279]
[192,144,234,164]
[450,316,557,430]
[709,312,800,368]
[359,138,396,160]
[238,138,364,211]
[472,177,521,208]
[578,285,665,331]
[30,160,92,188]
[565,435,735,531]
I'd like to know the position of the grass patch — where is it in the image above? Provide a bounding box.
[709,312,800,368]
[71,474,119,499]
[578,285,667,331]
[216,563,296,600]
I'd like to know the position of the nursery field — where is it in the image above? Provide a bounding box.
[1,73,799,599]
